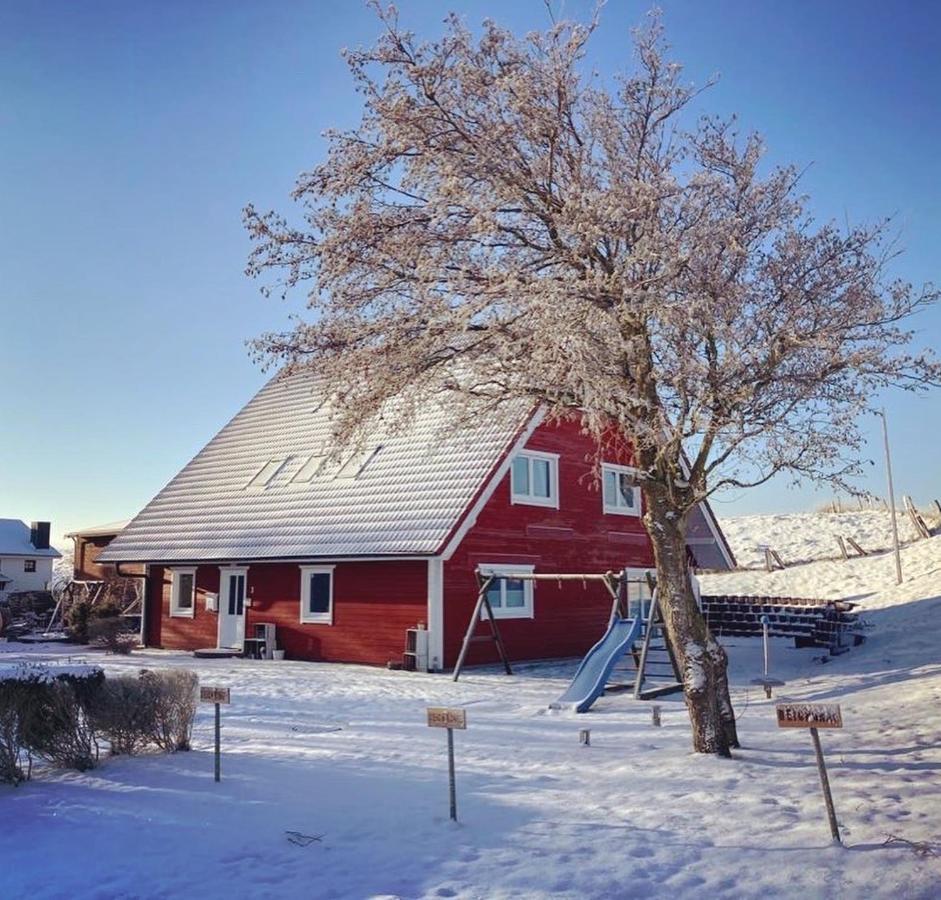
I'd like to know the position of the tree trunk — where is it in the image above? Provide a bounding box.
[642,487,738,756]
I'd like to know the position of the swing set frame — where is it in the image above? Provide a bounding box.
[451,568,683,699]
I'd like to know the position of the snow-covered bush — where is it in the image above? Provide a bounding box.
[0,665,105,778]
[143,669,198,752]
[18,667,104,773]
[0,679,32,784]
[88,675,158,756]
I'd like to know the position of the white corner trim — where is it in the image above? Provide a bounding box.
[441,407,548,561]
[426,557,444,671]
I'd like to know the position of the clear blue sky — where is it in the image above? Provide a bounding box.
[1,0,939,543]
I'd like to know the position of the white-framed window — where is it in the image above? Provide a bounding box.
[479,563,535,620]
[602,463,641,516]
[170,567,197,618]
[300,565,335,624]
[510,450,559,508]
[24,559,36,573]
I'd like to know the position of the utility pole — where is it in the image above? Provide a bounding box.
[877,408,903,585]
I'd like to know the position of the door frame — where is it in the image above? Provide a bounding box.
[217,566,249,648]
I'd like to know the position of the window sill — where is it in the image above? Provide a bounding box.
[300,615,333,626]
[603,506,641,517]
[482,607,534,621]
[170,608,195,619]
[511,494,559,509]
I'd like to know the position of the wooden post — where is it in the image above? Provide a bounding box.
[447,727,457,822]
[200,685,230,783]
[427,707,466,822]
[214,702,221,783]
[777,703,843,845]
[810,726,841,845]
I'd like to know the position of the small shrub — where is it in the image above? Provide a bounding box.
[18,668,104,773]
[143,670,198,752]
[88,676,158,756]
[0,680,32,784]
[65,598,93,644]
[88,617,137,655]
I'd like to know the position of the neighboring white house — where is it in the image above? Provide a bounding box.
[0,520,61,599]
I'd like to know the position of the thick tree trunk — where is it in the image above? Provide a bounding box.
[643,487,738,756]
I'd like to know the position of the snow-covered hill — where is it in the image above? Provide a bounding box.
[718,509,927,569]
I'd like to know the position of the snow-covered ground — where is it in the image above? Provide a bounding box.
[2,514,941,898]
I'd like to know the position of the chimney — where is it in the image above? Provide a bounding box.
[30,521,51,550]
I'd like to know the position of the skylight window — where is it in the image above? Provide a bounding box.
[293,454,325,483]
[246,458,287,489]
[334,445,383,480]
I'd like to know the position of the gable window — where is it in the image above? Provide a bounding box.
[510,451,559,508]
[24,559,36,573]
[300,565,335,624]
[170,568,196,618]
[479,563,535,619]
[602,463,641,516]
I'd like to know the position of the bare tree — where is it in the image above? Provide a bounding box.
[244,7,938,755]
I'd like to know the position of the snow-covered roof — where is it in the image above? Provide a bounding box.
[66,519,131,539]
[0,520,61,558]
[99,372,527,563]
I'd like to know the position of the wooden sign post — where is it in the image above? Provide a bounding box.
[776,702,843,844]
[427,707,466,821]
[200,686,231,783]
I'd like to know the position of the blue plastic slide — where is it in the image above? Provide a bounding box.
[549,617,642,713]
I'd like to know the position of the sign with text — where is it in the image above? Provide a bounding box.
[776,702,842,729]
[200,686,231,705]
[426,707,466,730]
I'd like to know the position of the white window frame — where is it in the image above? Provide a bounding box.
[510,450,560,509]
[170,567,197,618]
[478,563,535,620]
[602,463,642,517]
[24,559,37,573]
[299,565,335,625]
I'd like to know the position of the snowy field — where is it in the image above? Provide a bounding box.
[2,517,941,898]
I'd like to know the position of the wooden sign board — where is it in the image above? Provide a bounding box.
[426,707,466,730]
[200,686,231,705]
[776,702,842,729]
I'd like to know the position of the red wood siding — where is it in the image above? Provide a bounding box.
[147,560,428,666]
[442,416,655,667]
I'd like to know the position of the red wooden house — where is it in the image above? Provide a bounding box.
[99,372,733,670]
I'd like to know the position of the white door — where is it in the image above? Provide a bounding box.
[218,569,247,648]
